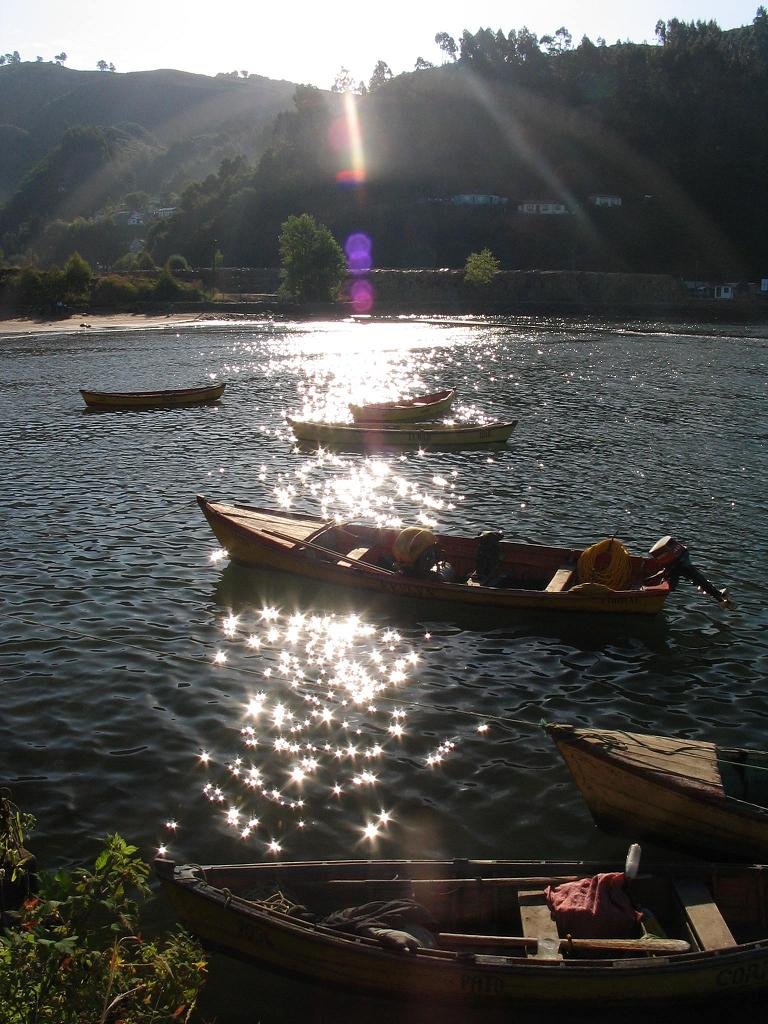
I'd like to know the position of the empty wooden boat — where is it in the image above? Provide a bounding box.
[288,417,517,448]
[548,724,768,861]
[349,388,455,423]
[196,496,729,616]
[155,855,768,1009]
[80,382,225,408]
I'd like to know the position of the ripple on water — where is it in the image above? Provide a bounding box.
[1,319,766,915]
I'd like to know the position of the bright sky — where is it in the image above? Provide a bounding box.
[1,1,762,88]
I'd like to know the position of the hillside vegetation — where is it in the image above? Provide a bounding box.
[0,62,297,248]
[2,13,768,278]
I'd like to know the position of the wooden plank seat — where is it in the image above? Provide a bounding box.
[518,889,562,960]
[674,879,737,951]
[545,568,574,593]
[336,547,369,567]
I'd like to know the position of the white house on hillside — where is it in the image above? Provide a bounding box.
[518,200,569,215]
[589,194,622,207]
[450,194,509,206]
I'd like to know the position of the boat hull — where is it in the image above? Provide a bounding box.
[548,725,768,861]
[288,417,517,448]
[156,857,768,1009]
[80,382,225,408]
[350,389,455,423]
[197,497,670,616]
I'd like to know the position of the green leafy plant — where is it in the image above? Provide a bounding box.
[164,254,190,273]
[278,213,346,302]
[91,274,140,305]
[0,820,206,1024]
[464,248,500,286]
[0,791,36,893]
[62,251,92,300]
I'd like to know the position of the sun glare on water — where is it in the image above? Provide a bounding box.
[161,611,428,859]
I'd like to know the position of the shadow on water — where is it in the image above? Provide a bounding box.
[292,439,516,455]
[193,950,762,1024]
[209,562,672,654]
[81,401,223,415]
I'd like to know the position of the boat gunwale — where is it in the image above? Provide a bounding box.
[198,496,670,607]
[288,416,517,437]
[80,382,225,405]
[349,388,456,422]
[549,725,768,823]
[158,858,768,972]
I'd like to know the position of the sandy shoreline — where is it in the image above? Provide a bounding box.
[0,310,274,338]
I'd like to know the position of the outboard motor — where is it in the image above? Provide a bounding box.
[648,536,732,607]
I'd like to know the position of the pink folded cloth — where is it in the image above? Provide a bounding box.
[545,872,642,938]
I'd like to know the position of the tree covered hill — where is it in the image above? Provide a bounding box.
[0,62,298,204]
[3,14,768,279]
[148,14,768,278]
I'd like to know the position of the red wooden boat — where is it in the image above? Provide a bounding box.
[196,497,729,617]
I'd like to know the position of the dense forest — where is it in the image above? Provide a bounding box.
[2,12,768,278]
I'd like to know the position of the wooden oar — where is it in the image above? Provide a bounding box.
[261,527,395,577]
[437,932,690,954]
[326,876,583,889]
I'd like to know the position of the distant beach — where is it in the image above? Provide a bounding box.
[0,310,263,338]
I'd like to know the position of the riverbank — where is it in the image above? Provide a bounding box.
[0,309,253,338]
[2,289,768,340]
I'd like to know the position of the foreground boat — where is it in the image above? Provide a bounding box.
[196,496,729,616]
[288,417,516,448]
[548,724,768,861]
[349,388,455,423]
[80,382,225,408]
[155,856,768,1009]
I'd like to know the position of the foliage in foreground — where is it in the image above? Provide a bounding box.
[0,804,206,1024]
[278,212,347,302]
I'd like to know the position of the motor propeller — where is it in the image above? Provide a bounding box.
[648,536,733,608]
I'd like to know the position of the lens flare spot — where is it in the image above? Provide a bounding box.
[349,279,374,314]
[345,233,373,274]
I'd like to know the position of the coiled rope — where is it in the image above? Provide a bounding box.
[576,537,632,590]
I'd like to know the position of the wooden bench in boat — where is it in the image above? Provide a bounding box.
[518,889,562,960]
[674,878,737,951]
[336,547,370,568]
[545,568,574,593]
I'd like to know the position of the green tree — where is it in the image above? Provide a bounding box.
[464,247,500,286]
[134,250,158,271]
[368,60,393,91]
[435,32,458,61]
[332,67,363,93]
[91,274,139,304]
[278,213,346,302]
[63,251,92,299]
[165,253,190,272]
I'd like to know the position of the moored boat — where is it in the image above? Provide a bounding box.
[548,724,768,861]
[349,388,455,423]
[80,382,226,408]
[155,855,768,1009]
[287,417,517,448]
[196,496,729,617]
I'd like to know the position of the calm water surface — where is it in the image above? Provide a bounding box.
[1,315,767,1022]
